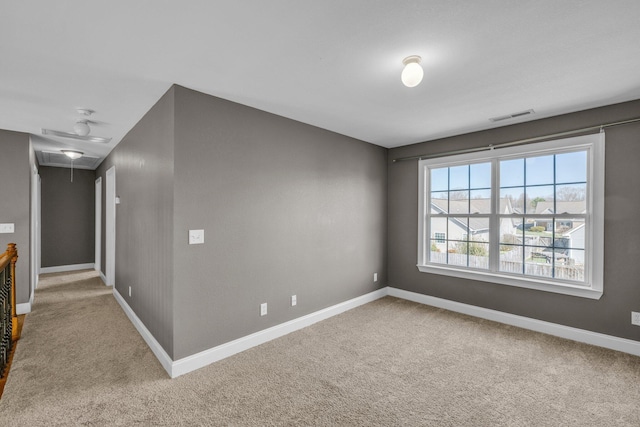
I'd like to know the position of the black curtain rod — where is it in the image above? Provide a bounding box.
[392,117,640,163]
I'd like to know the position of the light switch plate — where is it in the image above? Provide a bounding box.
[189,229,204,245]
[0,223,15,233]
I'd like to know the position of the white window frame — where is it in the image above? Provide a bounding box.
[417,133,604,299]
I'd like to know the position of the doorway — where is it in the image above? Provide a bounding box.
[30,166,40,294]
[95,177,102,274]
[105,167,115,286]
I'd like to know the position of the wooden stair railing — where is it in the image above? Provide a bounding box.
[0,243,18,378]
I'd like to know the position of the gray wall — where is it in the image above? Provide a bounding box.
[40,166,95,268]
[97,84,387,360]
[0,130,31,304]
[172,86,387,359]
[388,99,640,341]
[96,87,175,357]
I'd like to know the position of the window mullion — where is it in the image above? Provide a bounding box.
[489,158,500,272]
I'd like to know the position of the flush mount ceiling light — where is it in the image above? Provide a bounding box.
[401,55,423,88]
[61,150,83,160]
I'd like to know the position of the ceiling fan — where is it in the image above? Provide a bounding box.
[42,108,112,143]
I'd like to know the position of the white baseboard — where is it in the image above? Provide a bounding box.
[40,263,95,274]
[388,287,640,358]
[16,292,35,314]
[16,303,30,314]
[171,288,388,378]
[114,286,387,378]
[99,271,108,285]
[114,283,640,380]
[112,288,174,376]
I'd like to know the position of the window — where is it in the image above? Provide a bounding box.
[417,133,604,299]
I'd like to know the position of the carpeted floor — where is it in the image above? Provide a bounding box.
[1,270,640,426]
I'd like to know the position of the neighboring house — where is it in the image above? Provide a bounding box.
[534,200,586,216]
[429,198,515,251]
[525,201,586,264]
[540,223,585,264]
[429,197,585,265]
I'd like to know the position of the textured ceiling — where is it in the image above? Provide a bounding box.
[2,1,640,168]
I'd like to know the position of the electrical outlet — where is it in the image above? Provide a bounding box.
[129,286,131,297]
[189,229,205,245]
[260,303,268,316]
[632,311,640,326]
[373,273,378,282]
[291,295,297,306]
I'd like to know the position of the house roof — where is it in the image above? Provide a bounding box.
[534,201,586,214]
[431,198,514,214]
[431,198,512,233]
[431,197,589,234]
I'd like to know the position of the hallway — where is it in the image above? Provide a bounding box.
[2,270,640,425]
[0,270,167,423]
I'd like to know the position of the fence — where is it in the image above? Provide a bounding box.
[430,251,584,282]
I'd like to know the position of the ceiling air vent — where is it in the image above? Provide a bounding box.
[489,109,535,122]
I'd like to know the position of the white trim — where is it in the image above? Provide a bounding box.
[40,263,95,274]
[388,287,640,357]
[590,131,606,296]
[105,166,116,287]
[114,287,387,378]
[417,132,605,299]
[30,152,39,303]
[37,175,41,281]
[113,288,173,375]
[16,292,35,314]
[171,288,388,378]
[99,271,107,285]
[416,264,603,299]
[17,303,31,315]
[114,283,640,379]
[95,177,102,273]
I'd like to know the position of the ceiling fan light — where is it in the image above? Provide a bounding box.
[401,55,423,88]
[74,120,90,136]
[62,150,83,160]
[42,128,112,144]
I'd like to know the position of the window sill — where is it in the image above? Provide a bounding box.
[417,264,603,300]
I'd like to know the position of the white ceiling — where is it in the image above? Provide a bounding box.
[2,1,640,168]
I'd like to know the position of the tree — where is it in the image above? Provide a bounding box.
[450,190,468,200]
[530,197,545,209]
[556,186,585,201]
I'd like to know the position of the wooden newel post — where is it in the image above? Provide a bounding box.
[8,243,19,342]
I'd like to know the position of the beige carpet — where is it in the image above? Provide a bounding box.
[1,271,640,426]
